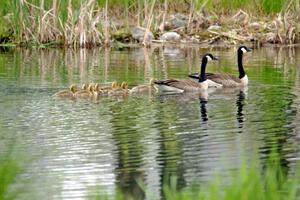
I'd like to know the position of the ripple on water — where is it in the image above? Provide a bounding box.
[1,47,300,199]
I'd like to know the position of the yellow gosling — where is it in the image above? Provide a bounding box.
[81,83,88,90]
[93,83,103,96]
[108,82,129,96]
[130,78,157,94]
[53,84,77,98]
[74,83,93,98]
[100,81,119,95]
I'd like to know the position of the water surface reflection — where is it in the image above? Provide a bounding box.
[0,46,300,199]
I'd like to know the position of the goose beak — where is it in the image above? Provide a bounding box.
[213,56,218,60]
[247,48,252,52]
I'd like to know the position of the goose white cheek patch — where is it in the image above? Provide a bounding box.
[241,47,247,53]
[206,55,212,61]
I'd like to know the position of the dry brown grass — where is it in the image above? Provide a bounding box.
[18,0,107,47]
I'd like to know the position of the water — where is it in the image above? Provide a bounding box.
[0,46,300,199]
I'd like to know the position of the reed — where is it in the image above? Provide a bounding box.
[142,0,156,46]
[0,0,298,46]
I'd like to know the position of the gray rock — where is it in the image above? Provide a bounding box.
[166,14,188,29]
[207,25,221,31]
[160,32,181,41]
[249,22,261,30]
[265,32,277,43]
[131,26,154,43]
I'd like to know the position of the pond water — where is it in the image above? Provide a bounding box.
[0,46,300,199]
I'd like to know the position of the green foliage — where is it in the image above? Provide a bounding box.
[91,157,300,200]
[261,0,286,13]
[0,148,23,200]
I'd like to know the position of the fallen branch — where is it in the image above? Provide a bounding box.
[208,30,249,41]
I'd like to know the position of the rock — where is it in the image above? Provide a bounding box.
[131,26,154,43]
[231,9,249,26]
[159,32,181,41]
[112,28,131,42]
[165,13,188,29]
[207,25,221,31]
[265,32,277,43]
[190,36,200,43]
[249,22,261,30]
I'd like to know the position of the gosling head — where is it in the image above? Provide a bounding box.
[121,82,128,89]
[149,78,156,86]
[238,46,251,54]
[88,84,94,92]
[94,83,100,91]
[82,84,88,90]
[69,84,78,93]
[111,81,118,89]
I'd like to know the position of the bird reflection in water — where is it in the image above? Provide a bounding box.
[199,90,208,122]
[199,97,208,122]
[236,90,246,131]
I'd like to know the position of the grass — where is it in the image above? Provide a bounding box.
[0,145,23,200]
[91,155,300,200]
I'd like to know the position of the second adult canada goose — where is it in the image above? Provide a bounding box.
[189,46,251,87]
[154,54,218,93]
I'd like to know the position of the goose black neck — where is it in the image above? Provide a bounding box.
[199,57,207,82]
[238,51,246,79]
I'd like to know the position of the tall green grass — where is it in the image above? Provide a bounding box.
[190,0,287,13]
[91,156,300,200]
[0,147,23,200]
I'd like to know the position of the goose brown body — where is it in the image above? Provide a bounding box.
[189,73,247,87]
[154,79,208,93]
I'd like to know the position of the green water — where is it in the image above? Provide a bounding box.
[0,46,300,199]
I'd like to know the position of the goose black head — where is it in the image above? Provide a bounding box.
[203,53,218,62]
[238,46,251,54]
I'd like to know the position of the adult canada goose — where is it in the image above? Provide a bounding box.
[189,46,251,87]
[74,83,93,98]
[53,84,77,98]
[130,78,157,94]
[154,53,218,93]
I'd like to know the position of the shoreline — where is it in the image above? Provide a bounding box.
[1,41,300,50]
[0,1,299,49]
